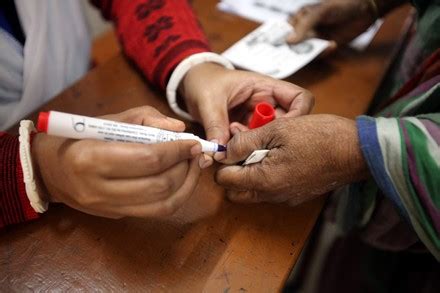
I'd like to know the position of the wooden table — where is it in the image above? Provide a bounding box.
[0,1,410,291]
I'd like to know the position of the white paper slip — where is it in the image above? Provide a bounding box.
[222,21,330,79]
[217,0,320,23]
[243,149,270,165]
[218,0,382,51]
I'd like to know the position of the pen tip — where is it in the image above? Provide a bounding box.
[217,144,227,152]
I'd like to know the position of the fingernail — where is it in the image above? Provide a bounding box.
[191,144,202,156]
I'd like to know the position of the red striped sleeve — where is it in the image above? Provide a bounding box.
[91,0,211,90]
[0,133,38,228]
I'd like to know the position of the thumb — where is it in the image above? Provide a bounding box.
[199,100,230,145]
[215,127,272,195]
[219,127,267,165]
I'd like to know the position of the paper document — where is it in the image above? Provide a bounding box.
[218,0,320,23]
[222,21,330,79]
[218,0,382,51]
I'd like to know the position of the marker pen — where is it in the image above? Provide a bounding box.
[37,111,226,152]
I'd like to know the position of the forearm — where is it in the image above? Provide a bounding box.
[0,133,38,228]
[90,0,211,90]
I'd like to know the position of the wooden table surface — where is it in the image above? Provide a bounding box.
[0,1,410,292]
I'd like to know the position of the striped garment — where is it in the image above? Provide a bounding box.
[345,0,440,260]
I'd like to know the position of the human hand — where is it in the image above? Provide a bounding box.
[181,63,314,154]
[286,0,377,48]
[215,115,369,206]
[32,106,202,219]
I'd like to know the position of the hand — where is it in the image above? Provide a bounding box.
[215,115,370,206]
[286,0,377,48]
[180,63,314,150]
[32,106,202,219]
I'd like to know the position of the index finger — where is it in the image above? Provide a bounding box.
[81,139,202,178]
[282,87,315,118]
[215,164,264,192]
[101,106,186,132]
[264,80,315,117]
[218,127,267,165]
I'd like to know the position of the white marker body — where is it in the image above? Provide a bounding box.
[45,111,221,152]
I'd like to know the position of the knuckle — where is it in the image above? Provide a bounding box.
[118,108,137,122]
[141,148,162,168]
[230,132,255,156]
[71,148,94,173]
[204,120,226,135]
[75,190,98,207]
[125,106,162,124]
[228,132,242,146]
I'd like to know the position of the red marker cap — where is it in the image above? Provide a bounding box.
[37,111,50,133]
[249,102,275,129]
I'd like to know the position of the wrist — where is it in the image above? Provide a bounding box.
[332,117,370,182]
[180,62,229,98]
[31,133,51,203]
[166,52,234,121]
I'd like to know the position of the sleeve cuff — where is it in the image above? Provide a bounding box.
[0,133,38,229]
[356,115,410,221]
[16,157,39,222]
